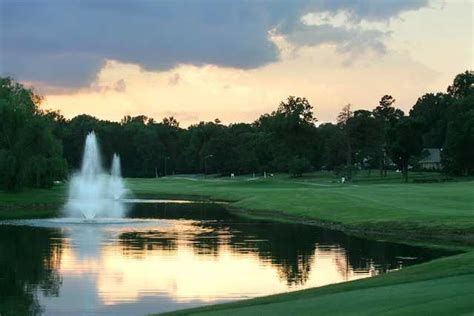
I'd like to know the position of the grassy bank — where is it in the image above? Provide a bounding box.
[128,173,474,246]
[0,185,65,219]
[163,250,474,315]
[0,172,473,315]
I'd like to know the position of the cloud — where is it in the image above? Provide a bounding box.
[114,79,126,92]
[0,0,429,87]
[283,24,388,59]
[168,74,181,86]
[41,47,440,127]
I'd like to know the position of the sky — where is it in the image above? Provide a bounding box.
[1,0,472,126]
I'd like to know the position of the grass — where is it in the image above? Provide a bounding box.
[163,251,474,316]
[128,172,474,245]
[0,184,65,205]
[0,171,473,315]
[0,185,65,219]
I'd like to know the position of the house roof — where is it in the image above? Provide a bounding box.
[419,148,441,164]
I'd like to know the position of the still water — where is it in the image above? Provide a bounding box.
[0,201,451,315]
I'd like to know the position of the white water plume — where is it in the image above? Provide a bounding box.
[64,131,129,219]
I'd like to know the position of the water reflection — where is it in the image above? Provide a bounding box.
[0,202,453,315]
[0,226,63,316]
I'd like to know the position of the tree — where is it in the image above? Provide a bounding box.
[318,123,347,170]
[373,95,404,177]
[336,104,353,125]
[61,114,100,169]
[346,110,384,172]
[409,93,452,148]
[373,95,404,124]
[0,77,67,190]
[288,157,311,177]
[442,95,474,175]
[277,96,317,124]
[255,96,318,171]
[337,104,354,180]
[162,116,179,127]
[228,123,260,174]
[387,117,424,182]
[447,70,474,99]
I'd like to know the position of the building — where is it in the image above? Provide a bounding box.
[419,148,442,170]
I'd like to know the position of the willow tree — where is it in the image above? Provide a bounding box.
[0,77,67,190]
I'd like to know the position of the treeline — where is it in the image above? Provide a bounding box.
[0,71,472,190]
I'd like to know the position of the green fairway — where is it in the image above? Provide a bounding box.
[128,174,474,245]
[0,172,473,315]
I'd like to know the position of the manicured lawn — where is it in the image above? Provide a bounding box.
[0,185,65,219]
[128,174,474,244]
[0,184,65,205]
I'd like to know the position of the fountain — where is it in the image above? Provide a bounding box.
[64,131,128,219]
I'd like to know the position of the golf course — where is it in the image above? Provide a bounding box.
[1,171,473,315]
[2,1,473,314]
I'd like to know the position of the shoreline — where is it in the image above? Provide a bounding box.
[225,206,473,250]
[1,191,471,250]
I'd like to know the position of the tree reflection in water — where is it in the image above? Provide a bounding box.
[124,202,451,286]
[0,226,63,316]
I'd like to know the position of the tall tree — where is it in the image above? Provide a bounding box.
[346,110,384,172]
[337,104,354,180]
[318,123,347,170]
[441,71,474,175]
[447,70,474,99]
[443,95,474,175]
[255,96,317,171]
[162,116,180,127]
[373,95,404,177]
[409,93,452,148]
[387,117,423,182]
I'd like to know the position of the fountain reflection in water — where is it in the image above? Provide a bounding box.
[64,131,129,219]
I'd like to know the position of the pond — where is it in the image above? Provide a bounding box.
[0,200,452,315]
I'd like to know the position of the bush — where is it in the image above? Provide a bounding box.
[289,157,311,177]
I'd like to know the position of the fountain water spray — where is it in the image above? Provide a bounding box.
[64,131,128,219]
[109,154,127,200]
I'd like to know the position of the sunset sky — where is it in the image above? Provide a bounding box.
[1,0,472,126]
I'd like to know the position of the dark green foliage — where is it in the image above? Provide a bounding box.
[346,110,384,168]
[447,70,474,98]
[388,117,424,182]
[373,95,404,126]
[409,71,473,175]
[372,95,405,177]
[443,96,474,175]
[254,96,318,171]
[0,78,67,190]
[336,106,384,180]
[318,123,346,170]
[288,157,311,177]
[410,93,452,148]
[1,71,472,183]
[0,226,62,316]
